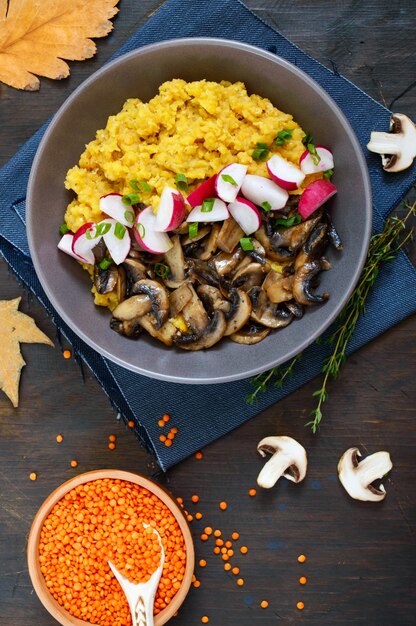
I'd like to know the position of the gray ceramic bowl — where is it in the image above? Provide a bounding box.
[27,38,371,384]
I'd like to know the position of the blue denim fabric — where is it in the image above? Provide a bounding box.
[0,0,415,470]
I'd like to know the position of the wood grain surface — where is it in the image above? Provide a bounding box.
[0,1,415,625]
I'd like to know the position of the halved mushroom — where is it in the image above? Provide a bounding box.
[338,447,393,502]
[211,248,244,276]
[232,262,264,292]
[292,223,330,305]
[367,113,416,172]
[246,238,266,265]
[262,269,293,304]
[324,212,343,250]
[181,284,209,334]
[196,285,230,314]
[174,310,226,351]
[163,235,186,288]
[131,279,169,328]
[110,317,143,339]
[169,283,193,317]
[249,287,293,329]
[257,436,308,489]
[137,315,178,346]
[255,225,295,262]
[223,288,252,336]
[229,323,271,344]
[112,294,152,321]
[188,258,220,287]
[195,224,220,261]
[217,217,244,253]
[94,264,118,294]
[284,300,304,319]
[123,258,147,295]
[92,239,107,263]
[289,211,323,251]
[181,225,210,246]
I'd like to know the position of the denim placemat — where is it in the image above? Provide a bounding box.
[0,0,415,471]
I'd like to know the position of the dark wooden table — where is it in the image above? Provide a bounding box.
[1,1,415,625]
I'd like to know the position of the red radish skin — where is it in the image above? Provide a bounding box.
[299,145,334,174]
[186,198,229,222]
[228,197,261,235]
[298,180,337,220]
[58,233,85,261]
[100,193,135,227]
[99,218,131,265]
[241,174,289,210]
[134,208,173,254]
[215,163,247,203]
[267,154,305,191]
[155,186,186,232]
[187,175,217,207]
[71,222,97,264]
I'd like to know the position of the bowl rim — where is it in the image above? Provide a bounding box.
[27,469,195,626]
[27,37,372,384]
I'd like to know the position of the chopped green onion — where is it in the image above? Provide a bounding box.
[275,129,293,146]
[275,214,302,228]
[302,132,314,146]
[175,173,189,191]
[99,258,112,270]
[122,193,140,206]
[261,201,272,212]
[188,223,199,238]
[240,237,254,251]
[85,226,97,240]
[252,142,270,161]
[307,143,321,166]
[59,223,69,235]
[201,198,215,213]
[154,263,170,278]
[124,209,135,224]
[129,179,152,192]
[323,169,334,180]
[96,222,111,237]
[114,222,126,240]
[221,174,237,186]
[135,222,145,239]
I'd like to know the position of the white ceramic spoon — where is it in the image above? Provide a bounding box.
[108,525,165,626]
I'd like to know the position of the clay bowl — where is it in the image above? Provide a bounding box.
[27,469,194,626]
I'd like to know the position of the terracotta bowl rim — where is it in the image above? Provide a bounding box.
[27,469,195,626]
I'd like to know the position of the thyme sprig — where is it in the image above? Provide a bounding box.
[246,200,416,430]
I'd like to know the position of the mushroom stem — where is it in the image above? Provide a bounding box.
[353,451,392,487]
[257,452,297,489]
[367,132,401,154]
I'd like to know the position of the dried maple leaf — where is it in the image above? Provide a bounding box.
[0,0,119,91]
[0,298,54,407]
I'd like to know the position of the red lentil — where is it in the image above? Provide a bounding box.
[200,534,209,542]
[213,547,220,555]
[240,546,248,554]
[214,530,221,537]
[193,580,201,588]
[201,617,209,623]
[219,501,228,511]
[204,527,213,536]
[160,435,167,442]
[63,349,71,359]
[225,540,232,548]
[29,472,37,481]
[70,460,78,468]
[164,440,173,448]
[237,578,244,586]
[298,554,306,563]
[260,600,269,609]
[162,413,170,423]
[56,434,63,443]
[167,432,175,440]
[231,532,239,541]
[248,488,257,497]
[191,495,200,503]
[232,567,240,575]
[128,420,134,428]
[195,451,203,460]
[108,434,116,442]
[299,576,307,585]
[195,512,203,520]
[158,419,165,427]
[199,560,207,568]
[38,478,186,626]
[108,442,116,450]
[224,563,232,571]
[171,427,178,434]
[297,601,305,610]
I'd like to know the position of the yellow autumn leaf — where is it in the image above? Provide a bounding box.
[0,0,119,90]
[0,298,54,407]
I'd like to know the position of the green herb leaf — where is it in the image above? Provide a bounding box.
[188,223,199,238]
[252,142,270,161]
[175,173,189,191]
[275,214,302,228]
[128,179,140,191]
[114,222,126,240]
[201,198,215,213]
[99,258,112,270]
[323,169,334,180]
[122,193,140,206]
[221,174,238,186]
[59,224,69,235]
[240,237,254,251]
[261,201,272,212]
[275,129,293,146]
[96,222,111,237]
[307,143,321,166]
[85,226,96,240]
[154,263,170,278]
[302,132,314,146]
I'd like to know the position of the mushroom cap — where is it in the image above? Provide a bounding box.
[337,447,393,502]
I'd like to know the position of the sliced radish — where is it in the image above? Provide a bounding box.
[267,154,305,191]
[241,174,289,210]
[299,145,334,174]
[58,233,85,261]
[215,163,247,203]
[72,222,98,265]
[298,180,337,220]
[134,207,173,254]
[97,218,131,265]
[155,186,186,232]
[228,198,261,235]
[100,193,135,227]
[186,198,229,222]
[187,175,217,207]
